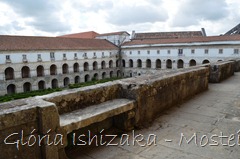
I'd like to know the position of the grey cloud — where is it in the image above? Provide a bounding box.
[171,0,228,27]
[1,0,71,33]
[108,5,168,26]
[0,21,24,34]
[71,1,114,13]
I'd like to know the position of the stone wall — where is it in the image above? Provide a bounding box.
[0,98,60,159]
[209,61,235,83]
[119,67,209,127]
[0,60,238,159]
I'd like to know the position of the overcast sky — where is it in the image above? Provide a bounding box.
[0,0,239,36]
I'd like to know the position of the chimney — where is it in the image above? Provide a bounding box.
[201,28,207,36]
[131,30,136,39]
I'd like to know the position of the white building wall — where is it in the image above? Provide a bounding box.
[0,49,119,95]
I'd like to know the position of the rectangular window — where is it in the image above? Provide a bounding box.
[205,49,209,54]
[74,53,77,57]
[219,49,223,54]
[129,51,132,55]
[168,50,171,54]
[50,52,55,58]
[157,50,160,54]
[178,49,183,55]
[138,51,140,54]
[102,52,104,56]
[84,53,87,57]
[93,52,96,56]
[147,50,150,54]
[63,53,66,58]
[191,49,195,54]
[6,55,10,60]
[22,54,27,59]
[234,49,239,54]
[38,54,41,58]
[109,52,112,55]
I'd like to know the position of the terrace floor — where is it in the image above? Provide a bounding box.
[67,72,240,159]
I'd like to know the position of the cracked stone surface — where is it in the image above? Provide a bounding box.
[67,73,240,159]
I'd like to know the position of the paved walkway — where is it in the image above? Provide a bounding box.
[68,73,240,159]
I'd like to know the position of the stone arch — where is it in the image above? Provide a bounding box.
[85,74,90,82]
[202,59,210,64]
[75,76,80,84]
[93,73,99,80]
[177,59,184,68]
[5,67,14,80]
[84,62,89,71]
[137,59,142,68]
[50,65,57,75]
[62,63,69,74]
[146,59,151,68]
[22,66,30,78]
[63,77,70,87]
[93,61,98,70]
[166,59,172,69]
[37,65,44,77]
[109,60,113,68]
[189,59,196,66]
[7,84,16,94]
[38,80,45,90]
[73,63,79,73]
[129,72,133,77]
[110,71,114,78]
[116,60,119,67]
[117,70,121,77]
[129,59,133,68]
[122,59,126,67]
[23,82,31,92]
[102,72,106,79]
[101,61,106,69]
[156,59,161,68]
[51,79,58,89]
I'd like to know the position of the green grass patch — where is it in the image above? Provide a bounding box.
[0,88,63,103]
[0,77,122,103]
[68,77,121,89]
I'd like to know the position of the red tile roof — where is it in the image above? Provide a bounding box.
[0,35,118,51]
[97,31,130,37]
[58,31,99,39]
[133,31,203,40]
[123,35,240,46]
